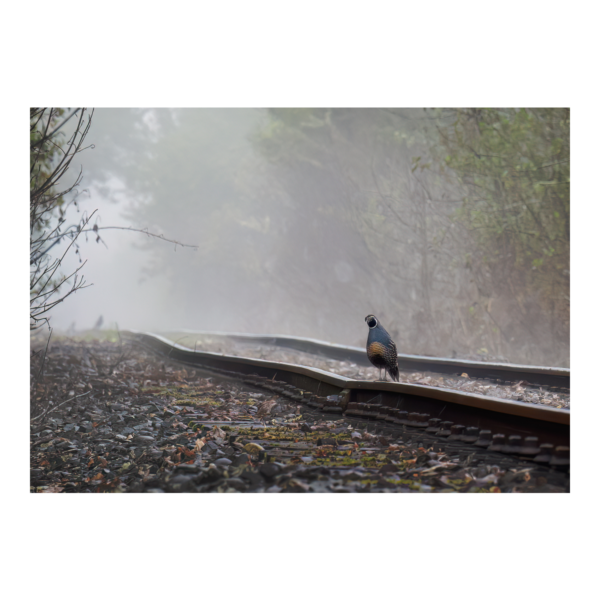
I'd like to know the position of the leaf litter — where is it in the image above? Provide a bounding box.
[30,337,569,493]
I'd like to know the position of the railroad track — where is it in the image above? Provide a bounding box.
[124,331,570,468]
[170,330,569,389]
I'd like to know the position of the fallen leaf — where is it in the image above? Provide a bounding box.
[257,399,277,418]
[39,485,64,493]
[243,443,265,456]
[211,425,226,440]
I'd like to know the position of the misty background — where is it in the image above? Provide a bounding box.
[45,108,570,367]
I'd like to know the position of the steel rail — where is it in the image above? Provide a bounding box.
[124,331,570,457]
[168,329,570,389]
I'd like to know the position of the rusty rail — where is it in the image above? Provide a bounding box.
[168,330,570,389]
[124,331,570,464]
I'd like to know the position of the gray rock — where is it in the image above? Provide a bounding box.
[239,467,263,485]
[259,463,282,479]
[175,463,200,474]
[232,453,250,467]
[198,464,223,482]
[204,441,220,453]
[133,435,155,445]
[167,475,196,492]
[146,448,164,460]
[225,477,247,491]
[214,458,232,467]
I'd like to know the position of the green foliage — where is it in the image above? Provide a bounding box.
[444,109,569,247]
[434,108,570,332]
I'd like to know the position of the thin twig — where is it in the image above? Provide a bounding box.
[35,328,53,383]
[31,390,91,422]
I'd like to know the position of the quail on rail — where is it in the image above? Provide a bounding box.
[364,314,399,382]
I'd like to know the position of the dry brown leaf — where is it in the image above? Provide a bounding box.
[243,443,264,456]
[39,485,64,493]
[257,399,277,418]
[211,425,226,440]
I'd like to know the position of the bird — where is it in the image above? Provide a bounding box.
[364,314,399,382]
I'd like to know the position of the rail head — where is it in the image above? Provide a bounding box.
[124,330,570,428]
[168,329,570,385]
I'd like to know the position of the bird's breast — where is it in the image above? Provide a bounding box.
[367,341,389,364]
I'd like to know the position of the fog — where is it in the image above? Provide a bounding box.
[46,108,570,367]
